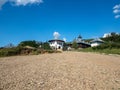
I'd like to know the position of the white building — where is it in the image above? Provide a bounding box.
[103,33,111,38]
[103,32,119,38]
[90,39,104,47]
[48,39,65,50]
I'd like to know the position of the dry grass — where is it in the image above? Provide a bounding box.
[0,52,120,90]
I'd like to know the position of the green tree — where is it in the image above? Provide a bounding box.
[72,41,78,49]
[102,32,120,43]
[18,40,40,48]
[41,42,52,50]
[63,43,67,51]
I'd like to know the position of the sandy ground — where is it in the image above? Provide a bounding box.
[0,52,120,90]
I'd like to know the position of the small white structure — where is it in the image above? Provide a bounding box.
[48,39,65,50]
[90,39,104,47]
[103,33,111,38]
[103,32,119,38]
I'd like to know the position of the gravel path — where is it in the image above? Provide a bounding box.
[0,52,120,90]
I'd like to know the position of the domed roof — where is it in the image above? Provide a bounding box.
[78,35,82,39]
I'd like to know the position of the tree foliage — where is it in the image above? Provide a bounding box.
[92,32,120,50]
[41,42,52,50]
[18,40,41,48]
[72,41,78,49]
[102,32,120,43]
[92,42,120,50]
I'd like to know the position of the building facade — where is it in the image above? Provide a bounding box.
[90,39,104,47]
[48,39,65,50]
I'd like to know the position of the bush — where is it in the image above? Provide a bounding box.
[101,32,120,43]
[72,41,78,49]
[47,50,54,53]
[0,47,21,57]
[41,42,52,50]
[92,43,120,50]
[79,44,120,55]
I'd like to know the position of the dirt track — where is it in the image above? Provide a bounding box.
[0,52,120,90]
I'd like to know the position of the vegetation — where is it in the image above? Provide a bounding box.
[101,32,120,43]
[80,47,120,55]
[72,41,78,49]
[0,47,21,57]
[0,41,59,57]
[1,32,120,57]
[41,42,52,50]
[18,40,41,48]
[80,33,120,55]
[63,43,68,51]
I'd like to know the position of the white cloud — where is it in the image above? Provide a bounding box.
[115,15,120,19]
[0,0,7,9]
[53,32,60,39]
[12,0,43,6]
[113,9,120,14]
[0,0,43,9]
[63,38,67,42]
[113,4,120,9]
[113,4,120,19]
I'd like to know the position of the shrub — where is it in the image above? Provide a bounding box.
[0,47,21,57]
[47,50,54,53]
[41,42,52,50]
[92,42,120,50]
[72,41,78,49]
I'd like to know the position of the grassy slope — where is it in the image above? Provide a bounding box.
[79,48,120,55]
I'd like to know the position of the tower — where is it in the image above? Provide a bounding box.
[76,35,82,42]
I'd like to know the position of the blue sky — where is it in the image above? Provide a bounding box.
[0,0,120,47]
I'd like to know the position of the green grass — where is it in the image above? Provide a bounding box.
[79,48,120,55]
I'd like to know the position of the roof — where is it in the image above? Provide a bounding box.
[66,41,91,46]
[90,38,104,43]
[48,39,65,42]
[77,42,91,46]
[78,35,82,39]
